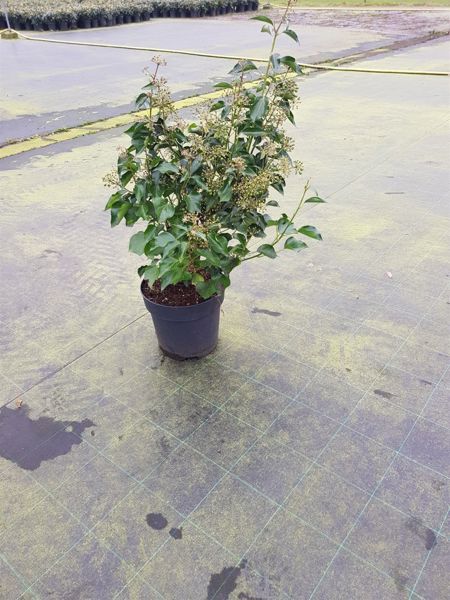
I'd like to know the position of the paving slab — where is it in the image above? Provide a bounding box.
[0,36,449,599]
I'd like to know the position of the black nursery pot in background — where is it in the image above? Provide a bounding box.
[141,281,224,360]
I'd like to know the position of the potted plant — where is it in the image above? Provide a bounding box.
[105,4,324,359]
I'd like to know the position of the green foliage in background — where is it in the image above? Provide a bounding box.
[4,0,258,30]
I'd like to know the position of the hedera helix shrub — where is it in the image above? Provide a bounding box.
[104,1,324,305]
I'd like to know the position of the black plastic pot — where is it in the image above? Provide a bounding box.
[141,281,224,360]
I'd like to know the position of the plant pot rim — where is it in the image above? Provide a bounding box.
[140,279,223,311]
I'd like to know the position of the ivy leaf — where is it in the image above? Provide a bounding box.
[266,199,279,207]
[185,193,202,212]
[192,272,205,284]
[250,96,269,122]
[284,237,308,251]
[257,244,277,259]
[156,231,176,247]
[135,92,149,109]
[251,15,274,25]
[129,231,148,255]
[305,196,326,203]
[105,191,123,210]
[214,82,233,89]
[156,162,178,175]
[218,181,232,203]
[155,202,175,222]
[298,225,323,240]
[196,279,219,299]
[229,60,258,75]
[189,158,202,175]
[210,100,225,112]
[279,55,302,74]
[241,126,266,137]
[140,265,159,286]
[110,202,130,227]
[283,29,299,44]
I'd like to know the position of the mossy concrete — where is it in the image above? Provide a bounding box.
[0,36,449,599]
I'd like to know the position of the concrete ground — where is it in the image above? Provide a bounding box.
[0,17,450,600]
[1,8,450,144]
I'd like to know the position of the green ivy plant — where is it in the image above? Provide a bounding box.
[105,2,324,300]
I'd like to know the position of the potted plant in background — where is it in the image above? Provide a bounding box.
[105,2,324,359]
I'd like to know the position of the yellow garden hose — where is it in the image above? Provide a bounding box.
[2,29,449,76]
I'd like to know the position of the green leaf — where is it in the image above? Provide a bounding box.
[261,24,272,35]
[279,55,302,74]
[156,231,176,247]
[129,231,148,255]
[105,192,123,210]
[192,272,205,284]
[229,60,258,75]
[196,279,218,299]
[277,218,297,235]
[283,29,299,44]
[135,92,149,109]
[218,181,232,203]
[305,196,326,203]
[199,249,222,267]
[110,202,130,227]
[140,265,159,286]
[210,100,225,112]
[298,225,323,240]
[134,180,147,203]
[214,82,233,89]
[251,15,274,25]
[185,193,202,212]
[250,96,269,122]
[257,244,277,259]
[266,199,279,207]
[189,158,202,175]
[156,203,175,222]
[241,126,266,137]
[284,237,308,251]
[156,162,178,175]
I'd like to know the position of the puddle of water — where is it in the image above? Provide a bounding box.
[0,404,94,470]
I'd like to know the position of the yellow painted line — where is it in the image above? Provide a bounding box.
[0,137,54,159]
[45,127,93,142]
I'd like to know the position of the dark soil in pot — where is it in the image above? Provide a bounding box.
[141,280,224,360]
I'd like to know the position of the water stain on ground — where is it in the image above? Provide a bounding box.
[207,559,248,600]
[0,404,94,470]
[373,389,395,400]
[405,516,437,550]
[146,513,168,530]
[251,307,282,317]
[169,526,182,540]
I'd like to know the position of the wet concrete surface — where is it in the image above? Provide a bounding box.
[1,10,449,144]
[0,29,449,600]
